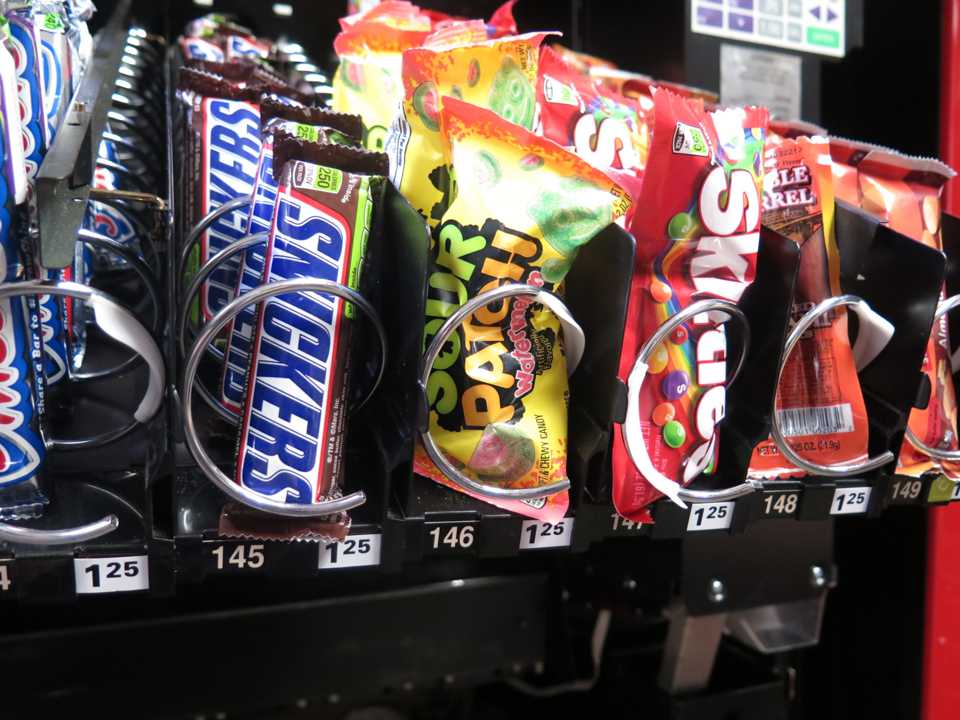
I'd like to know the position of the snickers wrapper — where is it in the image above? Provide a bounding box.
[231,133,385,533]
[219,100,364,414]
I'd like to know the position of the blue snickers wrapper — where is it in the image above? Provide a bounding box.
[219,97,363,415]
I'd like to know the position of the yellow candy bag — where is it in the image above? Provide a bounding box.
[332,1,432,151]
[414,98,631,520]
[386,32,551,229]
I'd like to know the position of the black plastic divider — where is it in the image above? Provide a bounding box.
[565,224,635,550]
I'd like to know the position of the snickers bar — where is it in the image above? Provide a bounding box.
[219,97,363,414]
[233,132,386,505]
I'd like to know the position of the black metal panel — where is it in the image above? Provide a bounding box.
[0,574,549,718]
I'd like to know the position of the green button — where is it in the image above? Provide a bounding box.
[807,27,840,48]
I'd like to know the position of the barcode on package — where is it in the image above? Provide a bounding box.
[777,404,854,437]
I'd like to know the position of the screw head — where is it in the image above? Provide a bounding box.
[708,578,726,603]
[810,565,827,589]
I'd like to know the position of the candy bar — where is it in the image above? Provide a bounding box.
[234,131,386,511]
[219,97,363,414]
[748,137,870,478]
[178,68,263,322]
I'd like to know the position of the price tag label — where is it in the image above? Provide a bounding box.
[318,533,382,570]
[519,519,574,550]
[610,513,644,534]
[208,542,267,573]
[686,502,734,532]
[423,521,479,556]
[760,491,800,519]
[831,487,872,515]
[74,556,149,595]
[889,478,924,505]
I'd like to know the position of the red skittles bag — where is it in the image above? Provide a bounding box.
[612,90,768,522]
[536,45,647,211]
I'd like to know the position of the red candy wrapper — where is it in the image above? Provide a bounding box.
[748,137,871,478]
[853,149,959,479]
[536,45,647,212]
[612,90,768,522]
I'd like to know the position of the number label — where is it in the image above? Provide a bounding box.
[610,514,644,533]
[831,487,872,515]
[210,543,266,572]
[686,501,734,531]
[424,522,478,555]
[0,562,11,593]
[952,483,960,501]
[890,479,923,504]
[520,519,574,550]
[761,492,799,519]
[319,533,382,570]
[74,556,149,595]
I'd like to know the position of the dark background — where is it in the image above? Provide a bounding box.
[100,0,944,158]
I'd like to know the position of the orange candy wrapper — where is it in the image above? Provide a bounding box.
[749,137,871,477]
[414,98,630,520]
[847,149,959,479]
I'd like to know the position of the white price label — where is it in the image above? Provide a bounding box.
[519,519,574,550]
[74,556,149,594]
[831,487,872,515]
[319,533,382,570]
[687,502,734,532]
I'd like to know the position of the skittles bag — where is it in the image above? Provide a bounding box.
[748,137,871,478]
[414,97,631,520]
[387,31,550,229]
[536,44,647,211]
[612,90,768,522]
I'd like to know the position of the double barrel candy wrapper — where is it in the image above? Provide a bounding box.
[414,98,630,521]
[612,90,768,523]
[748,137,870,478]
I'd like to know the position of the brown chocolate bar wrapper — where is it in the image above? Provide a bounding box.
[271,129,389,180]
[259,94,364,142]
[218,503,350,542]
[185,58,288,86]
